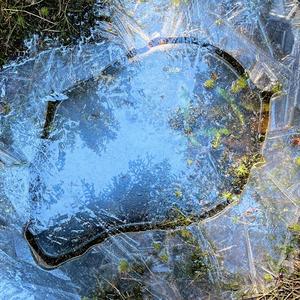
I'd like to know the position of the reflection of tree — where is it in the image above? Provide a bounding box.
[53,80,120,155]
[28,157,179,257]
[89,157,177,224]
[29,81,120,210]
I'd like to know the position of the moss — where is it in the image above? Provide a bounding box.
[215,19,224,26]
[172,0,181,6]
[173,244,211,281]
[131,261,147,275]
[221,191,233,201]
[159,252,169,263]
[184,126,193,135]
[218,88,245,125]
[204,79,216,89]
[288,223,300,233]
[263,273,273,283]
[278,244,296,256]
[188,246,210,277]
[118,259,130,273]
[152,242,161,251]
[174,189,183,198]
[295,157,300,167]
[230,75,248,94]
[232,216,240,224]
[89,257,154,299]
[0,102,11,115]
[173,232,216,285]
[179,229,193,240]
[234,162,249,178]
[91,278,144,300]
[230,154,264,193]
[166,207,194,227]
[249,233,300,299]
[211,128,230,149]
[186,159,193,166]
[271,82,283,95]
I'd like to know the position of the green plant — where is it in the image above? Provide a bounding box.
[222,191,233,201]
[218,88,245,125]
[211,128,230,148]
[159,252,169,263]
[179,229,193,240]
[204,79,216,89]
[235,163,248,177]
[174,189,183,198]
[39,7,49,17]
[288,223,300,233]
[271,82,283,95]
[186,159,193,166]
[152,242,161,251]
[231,75,248,94]
[215,19,224,26]
[118,259,130,273]
[263,273,273,283]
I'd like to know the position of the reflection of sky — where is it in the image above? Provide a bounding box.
[34,46,198,225]
[49,110,186,196]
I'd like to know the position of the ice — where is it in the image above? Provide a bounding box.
[0,0,300,299]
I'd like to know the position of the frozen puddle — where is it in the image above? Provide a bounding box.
[1,0,300,298]
[24,37,268,267]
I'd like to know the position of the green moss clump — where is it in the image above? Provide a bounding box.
[186,159,193,166]
[39,7,49,17]
[221,191,233,201]
[187,246,210,277]
[167,207,194,227]
[288,223,300,233]
[172,0,181,6]
[218,88,245,125]
[215,19,224,26]
[159,252,169,263]
[174,189,183,198]
[211,128,230,149]
[271,82,283,95]
[204,79,216,89]
[0,102,11,115]
[118,259,130,273]
[263,273,273,282]
[179,229,193,240]
[232,216,240,224]
[231,76,248,94]
[152,242,161,251]
[295,157,300,167]
[234,162,249,178]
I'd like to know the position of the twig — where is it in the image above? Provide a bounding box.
[3,8,56,25]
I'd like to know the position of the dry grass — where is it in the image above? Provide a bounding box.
[248,267,300,300]
[0,0,97,66]
[246,233,300,300]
